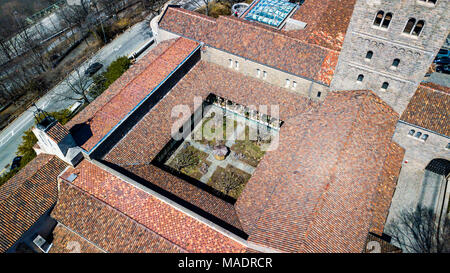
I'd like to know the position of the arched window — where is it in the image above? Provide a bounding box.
[357,74,364,82]
[408,129,415,135]
[381,82,389,90]
[392,58,400,68]
[403,18,416,34]
[412,20,425,36]
[374,11,384,26]
[415,131,422,138]
[366,51,373,60]
[381,12,393,28]
[404,18,425,36]
[421,134,429,141]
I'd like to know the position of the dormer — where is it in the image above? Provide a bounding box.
[32,115,83,166]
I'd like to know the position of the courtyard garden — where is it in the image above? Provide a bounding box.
[158,95,282,200]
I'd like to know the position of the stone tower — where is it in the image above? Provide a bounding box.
[330,0,449,114]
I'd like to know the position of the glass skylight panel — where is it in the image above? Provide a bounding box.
[244,0,297,28]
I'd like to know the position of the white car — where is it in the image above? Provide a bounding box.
[69,101,83,113]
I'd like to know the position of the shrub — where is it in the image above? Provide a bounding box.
[90,56,131,99]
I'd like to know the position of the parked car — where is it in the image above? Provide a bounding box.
[436,48,450,59]
[10,156,22,170]
[433,56,450,65]
[84,62,103,76]
[436,64,450,74]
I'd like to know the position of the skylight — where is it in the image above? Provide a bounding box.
[244,0,298,28]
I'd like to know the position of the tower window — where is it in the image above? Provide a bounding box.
[421,134,429,141]
[373,11,393,28]
[381,13,392,28]
[235,61,239,69]
[373,11,384,26]
[381,82,389,90]
[408,129,415,136]
[286,79,290,87]
[263,71,267,79]
[446,143,450,149]
[357,74,364,82]
[229,59,233,68]
[414,132,422,138]
[365,51,373,60]
[317,91,322,98]
[403,18,425,36]
[392,58,400,68]
[292,81,297,89]
[412,20,425,36]
[256,68,261,78]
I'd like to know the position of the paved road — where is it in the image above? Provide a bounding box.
[0,17,153,174]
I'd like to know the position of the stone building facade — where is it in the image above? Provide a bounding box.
[331,0,449,114]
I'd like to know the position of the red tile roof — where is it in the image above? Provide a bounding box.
[65,37,199,151]
[369,141,404,235]
[102,61,318,233]
[400,83,450,136]
[235,90,402,253]
[0,155,67,252]
[57,159,248,253]
[49,224,104,253]
[51,179,185,253]
[159,7,339,85]
[287,0,356,51]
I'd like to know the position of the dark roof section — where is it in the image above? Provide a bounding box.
[51,179,185,253]
[400,83,450,137]
[235,90,401,253]
[0,155,67,252]
[369,141,404,235]
[49,224,105,253]
[287,0,357,51]
[159,7,339,86]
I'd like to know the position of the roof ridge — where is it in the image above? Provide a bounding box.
[58,178,189,253]
[172,7,217,23]
[0,154,55,205]
[298,94,364,251]
[79,37,183,129]
[218,15,340,53]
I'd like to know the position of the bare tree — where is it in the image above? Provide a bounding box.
[216,168,244,195]
[389,206,450,253]
[57,65,93,104]
[188,0,213,16]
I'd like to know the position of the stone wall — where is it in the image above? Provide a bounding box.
[393,122,450,167]
[331,0,449,114]
[202,46,328,101]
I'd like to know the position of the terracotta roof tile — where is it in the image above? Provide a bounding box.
[235,90,401,252]
[65,37,199,151]
[400,83,450,136]
[287,0,356,51]
[51,180,185,253]
[57,160,247,253]
[0,155,67,252]
[102,61,317,233]
[159,7,338,85]
[49,224,104,253]
[46,122,69,143]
